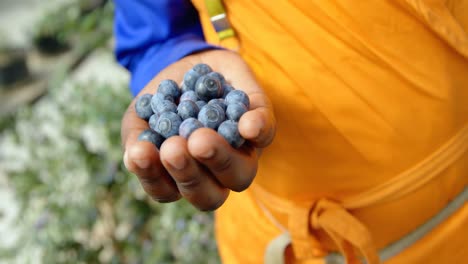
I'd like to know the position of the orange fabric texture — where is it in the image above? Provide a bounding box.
[192,0,468,263]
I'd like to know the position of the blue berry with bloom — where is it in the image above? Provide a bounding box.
[158,79,180,100]
[222,83,235,98]
[179,118,204,139]
[151,92,173,113]
[195,100,207,109]
[198,103,226,130]
[138,129,165,149]
[225,90,250,109]
[155,100,177,114]
[193,63,212,75]
[148,113,160,131]
[181,69,202,93]
[135,93,154,121]
[217,120,245,148]
[208,98,227,111]
[180,90,198,102]
[226,102,248,121]
[155,112,182,138]
[177,100,200,120]
[207,71,226,84]
[195,75,223,101]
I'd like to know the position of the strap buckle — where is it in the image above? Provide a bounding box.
[205,0,236,41]
[210,13,230,33]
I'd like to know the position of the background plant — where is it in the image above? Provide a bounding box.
[31,0,113,54]
[0,76,221,264]
[0,1,221,263]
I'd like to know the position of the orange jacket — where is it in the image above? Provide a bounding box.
[192,1,468,263]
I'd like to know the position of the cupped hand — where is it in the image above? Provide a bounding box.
[121,49,276,211]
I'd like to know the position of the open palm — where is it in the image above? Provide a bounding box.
[121,49,276,211]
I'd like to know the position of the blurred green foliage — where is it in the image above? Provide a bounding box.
[0,1,221,263]
[32,0,113,54]
[0,79,220,264]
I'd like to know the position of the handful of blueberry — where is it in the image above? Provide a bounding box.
[135,63,250,149]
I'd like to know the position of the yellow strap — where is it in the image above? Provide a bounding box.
[253,123,468,211]
[288,203,327,259]
[204,0,240,50]
[282,199,380,264]
[205,0,224,16]
[254,123,468,263]
[311,199,380,264]
[263,186,468,264]
[343,123,468,209]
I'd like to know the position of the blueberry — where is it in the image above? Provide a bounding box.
[195,100,207,109]
[154,99,177,114]
[135,94,154,120]
[179,118,204,139]
[192,63,212,75]
[177,100,200,120]
[207,71,226,84]
[158,79,180,100]
[151,92,173,113]
[138,129,165,149]
[217,120,245,148]
[224,90,250,109]
[222,83,234,98]
[155,112,182,138]
[179,90,198,102]
[198,104,226,130]
[226,102,248,121]
[180,83,190,94]
[208,98,227,111]
[182,69,202,93]
[195,75,223,101]
[148,113,160,131]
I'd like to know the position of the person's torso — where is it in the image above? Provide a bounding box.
[192,0,468,250]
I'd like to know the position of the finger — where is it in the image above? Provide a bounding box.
[238,92,276,148]
[199,50,276,148]
[160,136,230,211]
[121,103,180,202]
[121,100,151,152]
[124,141,181,203]
[120,56,208,203]
[188,128,258,192]
[120,61,193,191]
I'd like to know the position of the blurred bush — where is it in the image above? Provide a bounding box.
[32,0,113,55]
[0,0,221,263]
[0,77,221,264]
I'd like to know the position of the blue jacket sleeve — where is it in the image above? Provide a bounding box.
[114,0,218,96]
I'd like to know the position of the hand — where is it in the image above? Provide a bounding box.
[121,49,276,211]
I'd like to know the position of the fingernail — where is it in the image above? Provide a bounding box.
[167,155,187,170]
[134,159,151,169]
[199,148,215,159]
[153,192,182,203]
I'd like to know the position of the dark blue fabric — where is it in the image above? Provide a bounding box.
[114,0,218,96]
